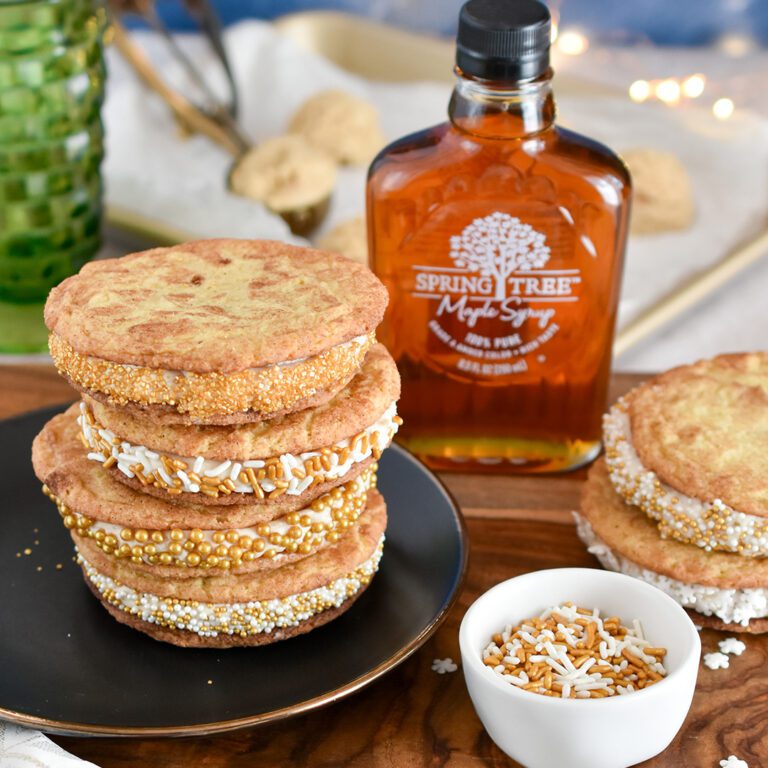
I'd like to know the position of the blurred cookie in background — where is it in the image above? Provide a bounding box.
[318,216,368,265]
[228,135,337,235]
[290,90,386,166]
[622,148,695,235]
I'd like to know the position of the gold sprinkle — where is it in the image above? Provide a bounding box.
[41,467,375,571]
[50,331,375,420]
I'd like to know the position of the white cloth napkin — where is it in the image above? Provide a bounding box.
[0,721,99,767]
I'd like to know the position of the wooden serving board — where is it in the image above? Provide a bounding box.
[1,367,764,767]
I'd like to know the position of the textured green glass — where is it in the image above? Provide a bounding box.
[0,0,105,352]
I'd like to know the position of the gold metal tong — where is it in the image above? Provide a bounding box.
[108,0,250,156]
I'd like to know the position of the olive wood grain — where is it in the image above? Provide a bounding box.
[0,365,762,766]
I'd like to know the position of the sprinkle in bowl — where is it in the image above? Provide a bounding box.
[459,568,700,768]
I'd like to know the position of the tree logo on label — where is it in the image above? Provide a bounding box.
[449,212,551,301]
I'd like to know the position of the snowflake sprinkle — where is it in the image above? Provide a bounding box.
[703,652,730,670]
[720,755,748,768]
[432,658,458,674]
[719,638,746,656]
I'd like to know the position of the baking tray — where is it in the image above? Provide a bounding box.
[105,11,768,358]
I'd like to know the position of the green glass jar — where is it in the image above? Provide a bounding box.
[0,0,105,353]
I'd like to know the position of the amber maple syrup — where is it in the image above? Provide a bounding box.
[367,0,631,473]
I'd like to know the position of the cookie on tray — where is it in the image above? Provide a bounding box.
[577,459,768,634]
[76,344,400,506]
[621,148,695,235]
[603,352,768,557]
[289,90,385,166]
[78,492,387,648]
[45,239,388,424]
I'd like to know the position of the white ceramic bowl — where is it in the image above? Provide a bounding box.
[459,568,700,768]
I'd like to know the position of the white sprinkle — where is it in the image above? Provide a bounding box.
[557,623,578,646]
[720,756,748,768]
[280,455,294,481]
[296,476,314,494]
[703,652,730,670]
[719,637,746,656]
[207,460,231,478]
[431,658,458,674]
[156,465,174,487]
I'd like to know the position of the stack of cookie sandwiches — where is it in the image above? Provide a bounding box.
[577,353,768,633]
[32,239,401,647]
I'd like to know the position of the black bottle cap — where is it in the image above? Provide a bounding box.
[456,0,551,82]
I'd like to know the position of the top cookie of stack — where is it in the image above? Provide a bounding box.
[46,238,387,425]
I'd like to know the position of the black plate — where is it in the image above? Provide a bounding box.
[0,405,467,737]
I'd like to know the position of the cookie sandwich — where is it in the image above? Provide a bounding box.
[75,343,400,506]
[34,238,399,647]
[46,239,387,425]
[33,409,381,574]
[32,410,386,647]
[576,353,768,633]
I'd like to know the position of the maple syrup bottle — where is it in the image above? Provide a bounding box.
[367,0,631,473]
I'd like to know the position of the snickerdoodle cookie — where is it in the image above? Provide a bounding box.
[76,344,400,505]
[46,239,387,424]
[79,493,387,647]
[604,353,768,557]
[577,459,768,633]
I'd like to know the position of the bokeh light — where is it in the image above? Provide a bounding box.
[556,29,589,56]
[712,98,735,120]
[629,80,651,103]
[655,79,681,105]
[718,33,754,57]
[681,74,706,99]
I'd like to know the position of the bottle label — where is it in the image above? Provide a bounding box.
[411,212,582,379]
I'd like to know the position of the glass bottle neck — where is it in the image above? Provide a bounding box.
[448,73,556,140]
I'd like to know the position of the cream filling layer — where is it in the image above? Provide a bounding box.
[604,400,768,557]
[78,537,385,638]
[575,513,768,627]
[78,401,399,499]
[49,466,375,569]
